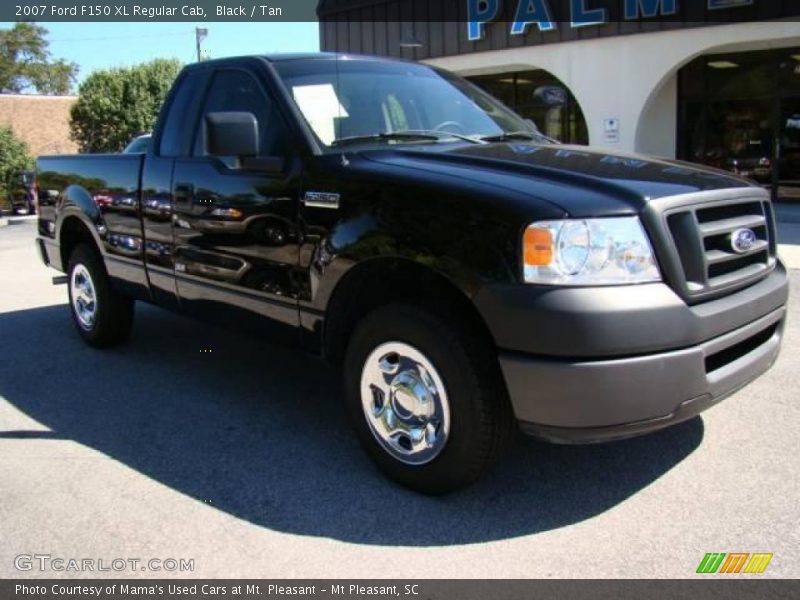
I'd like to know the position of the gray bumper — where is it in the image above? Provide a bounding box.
[492,271,788,443]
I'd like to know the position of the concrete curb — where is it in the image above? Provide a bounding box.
[0,214,36,227]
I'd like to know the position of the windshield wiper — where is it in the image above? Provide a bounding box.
[398,129,485,144]
[478,131,556,144]
[331,132,441,148]
[331,130,485,148]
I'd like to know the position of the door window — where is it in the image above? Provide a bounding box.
[159,70,207,157]
[193,69,291,159]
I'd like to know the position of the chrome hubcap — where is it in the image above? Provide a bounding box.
[71,264,97,330]
[360,342,450,465]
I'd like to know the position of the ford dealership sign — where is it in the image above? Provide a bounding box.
[467,0,754,41]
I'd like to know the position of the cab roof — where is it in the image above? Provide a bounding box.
[184,52,408,71]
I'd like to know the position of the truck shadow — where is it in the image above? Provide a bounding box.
[0,303,704,547]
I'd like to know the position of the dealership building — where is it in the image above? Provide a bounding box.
[318,0,800,200]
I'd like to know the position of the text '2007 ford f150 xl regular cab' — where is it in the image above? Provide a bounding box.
[36,54,789,494]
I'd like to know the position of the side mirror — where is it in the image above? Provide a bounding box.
[204,111,259,158]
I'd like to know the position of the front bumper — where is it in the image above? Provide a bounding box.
[477,265,789,443]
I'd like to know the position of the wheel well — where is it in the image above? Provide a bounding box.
[59,217,97,269]
[324,259,497,365]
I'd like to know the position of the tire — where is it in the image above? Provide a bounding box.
[343,304,516,494]
[67,243,134,347]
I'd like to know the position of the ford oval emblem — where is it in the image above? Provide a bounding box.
[731,228,757,254]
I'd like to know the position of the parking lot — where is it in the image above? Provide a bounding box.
[0,215,798,579]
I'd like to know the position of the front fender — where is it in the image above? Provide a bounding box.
[302,195,519,314]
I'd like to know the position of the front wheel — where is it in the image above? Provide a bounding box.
[67,244,134,347]
[343,304,516,494]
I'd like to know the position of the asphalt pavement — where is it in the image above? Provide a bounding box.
[0,218,798,579]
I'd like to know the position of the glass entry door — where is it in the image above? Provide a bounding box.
[702,99,774,185]
[776,97,800,202]
[678,47,800,205]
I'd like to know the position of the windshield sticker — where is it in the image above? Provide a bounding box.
[292,84,349,145]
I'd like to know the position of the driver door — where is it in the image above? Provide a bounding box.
[171,67,302,343]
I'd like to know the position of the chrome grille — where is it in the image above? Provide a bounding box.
[663,197,776,301]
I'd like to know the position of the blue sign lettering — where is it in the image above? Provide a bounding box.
[600,155,647,168]
[466,0,692,40]
[571,0,608,27]
[467,0,501,41]
[510,0,556,35]
[509,144,543,154]
[708,0,753,9]
[624,0,678,19]
[556,149,591,158]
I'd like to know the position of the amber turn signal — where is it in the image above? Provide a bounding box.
[523,227,554,266]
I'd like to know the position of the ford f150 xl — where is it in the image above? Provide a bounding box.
[36,54,789,494]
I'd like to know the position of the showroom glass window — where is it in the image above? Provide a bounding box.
[678,47,800,203]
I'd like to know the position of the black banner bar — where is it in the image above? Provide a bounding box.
[3,580,800,600]
[4,0,800,23]
[6,0,319,21]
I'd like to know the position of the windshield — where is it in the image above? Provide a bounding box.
[274,58,540,150]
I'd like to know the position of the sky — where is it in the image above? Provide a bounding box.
[1,22,320,87]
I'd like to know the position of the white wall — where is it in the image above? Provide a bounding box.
[424,22,800,158]
[636,72,676,158]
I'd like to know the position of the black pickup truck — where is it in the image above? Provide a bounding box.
[36,53,789,494]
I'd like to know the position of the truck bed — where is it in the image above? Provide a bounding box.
[37,153,144,260]
[36,153,149,301]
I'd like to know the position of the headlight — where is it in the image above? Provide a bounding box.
[523,217,660,285]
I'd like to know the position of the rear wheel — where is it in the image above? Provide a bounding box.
[67,244,134,347]
[343,304,516,494]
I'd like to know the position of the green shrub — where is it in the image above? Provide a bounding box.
[69,58,181,153]
[0,126,33,209]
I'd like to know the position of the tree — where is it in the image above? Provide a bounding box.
[0,23,77,95]
[69,59,182,153]
[0,126,33,207]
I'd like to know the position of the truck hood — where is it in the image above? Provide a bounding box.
[361,143,756,216]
